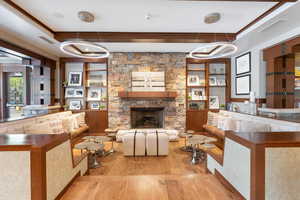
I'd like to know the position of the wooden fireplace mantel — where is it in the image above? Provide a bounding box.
[118,91,177,99]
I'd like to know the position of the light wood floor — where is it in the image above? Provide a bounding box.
[62,139,239,200]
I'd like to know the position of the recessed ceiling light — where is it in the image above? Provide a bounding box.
[78,11,95,23]
[204,13,221,24]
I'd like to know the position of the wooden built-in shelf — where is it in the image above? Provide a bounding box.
[209,73,227,75]
[187,85,207,88]
[187,69,206,72]
[118,91,177,99]
[188,100,207,102]
[209,85,227,87]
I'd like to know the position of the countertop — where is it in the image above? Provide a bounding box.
[226,131,300,148]
[0,134,69,150]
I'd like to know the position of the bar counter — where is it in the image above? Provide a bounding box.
[0,133,88,200]
[207,130,300,200]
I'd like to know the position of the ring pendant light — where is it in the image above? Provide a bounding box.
[60,40,110,59]
[189,42,238,59]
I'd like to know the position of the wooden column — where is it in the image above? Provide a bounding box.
[264,36,300,108]
[266,54,294,108]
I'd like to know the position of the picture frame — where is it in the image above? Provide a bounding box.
[74,88,84,98]
[68,72,82,86]
[217,79,226,86]
[209,96,219,109]
[87,88,102,101]
[209,77,217,86]
[235,52,251,75]
[65,88,75,98]
[191,88,205,100]
[187,75,200,86]
[236,74,251,95]
[69,100,81,110]
[90,102,100,110]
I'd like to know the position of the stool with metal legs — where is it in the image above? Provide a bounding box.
[107,133,117,153]
[74,141,104,169]
[188,135,206,165]
[179,133,192,152]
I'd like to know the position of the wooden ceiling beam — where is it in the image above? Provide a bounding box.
[54,32,236,43]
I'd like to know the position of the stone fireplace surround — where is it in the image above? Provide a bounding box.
[108,53,186,133]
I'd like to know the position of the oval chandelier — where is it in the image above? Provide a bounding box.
[60,40,110,58]
[189,42,237,59]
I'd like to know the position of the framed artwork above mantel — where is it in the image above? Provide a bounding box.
[235,52,251,75]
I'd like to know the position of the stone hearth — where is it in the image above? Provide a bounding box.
[108,53,186,133]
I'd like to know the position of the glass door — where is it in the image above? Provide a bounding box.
[5,72,25,119]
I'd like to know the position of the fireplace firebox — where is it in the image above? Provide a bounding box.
[131,107,164,128]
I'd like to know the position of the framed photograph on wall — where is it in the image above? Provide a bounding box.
[69,100,81,110]
[236,74,251,95]
[74,88,84,98]
[187,74,200,86]
[209,96,219,109]
[65,88,75,98]
[90,102,100,110]
[209,77,217,86]
[191,88,206,100]
[236,52,251,75]
[87,88,102,101]
[68,72,82,86]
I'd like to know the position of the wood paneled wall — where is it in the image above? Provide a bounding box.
[263,36,300,108]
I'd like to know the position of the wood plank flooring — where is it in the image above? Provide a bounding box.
[62,139,240,200]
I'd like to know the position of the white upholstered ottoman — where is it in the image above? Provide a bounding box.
[146,132,169,156]
[122,132,146,156]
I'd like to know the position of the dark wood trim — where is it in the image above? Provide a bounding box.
[0,39,56,67]
[55,32,236,43]
[230,98,249,102]
[230,98,266,103]
[250,145,265,200]
[55,171,80,200]
[31,148,47,200]
[60,57,108,63]
[215,170,246,200]
[2,0,54,34]
[236,2,287,35]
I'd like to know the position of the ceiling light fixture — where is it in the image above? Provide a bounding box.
[78,11,95,23]
[189,42,237,59]
[60,41,110,58]
[204,13,221,24]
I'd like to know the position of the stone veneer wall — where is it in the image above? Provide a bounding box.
[108,53,186,133]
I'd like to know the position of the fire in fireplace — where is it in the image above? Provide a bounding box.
[131,107,164,128]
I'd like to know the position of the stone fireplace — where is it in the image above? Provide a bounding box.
[131,107,164,128]
[108,53,186,133]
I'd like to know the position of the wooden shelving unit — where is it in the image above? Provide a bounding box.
[186,58,231,131]
[60,58,108,133]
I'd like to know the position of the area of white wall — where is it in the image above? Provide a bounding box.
[231,14,300,100]
[231,49,266,98]
[231,48,266,99]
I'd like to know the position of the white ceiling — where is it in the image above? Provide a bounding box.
[11,0,276,33]
[233,1,300,56]
[0,0,299,57]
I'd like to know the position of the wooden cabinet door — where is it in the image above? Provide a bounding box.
[186,110,208,131]
[85,110,108,133]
